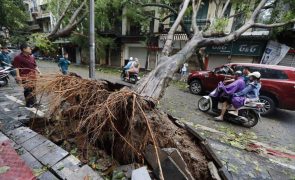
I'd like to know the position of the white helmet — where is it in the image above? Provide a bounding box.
[248,71,261,79]
[129,57,133,61]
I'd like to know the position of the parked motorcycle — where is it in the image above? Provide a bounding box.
[198,95,264,128]
[120,69,140,84]
[0,66,12,87]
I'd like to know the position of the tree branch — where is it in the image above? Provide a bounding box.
[250,0,268,21]
[192,0,201,34]
[161,0,190,57]
[220,0,231,18]
[142,2,192,38]
[49,11,88,40]
[253,19,295,28]
[49,0,73,37]
[68,0,87,25]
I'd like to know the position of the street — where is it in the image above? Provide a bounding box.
[37,60,295,152]
[1,60,295,179]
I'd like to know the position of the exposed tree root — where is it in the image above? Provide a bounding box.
[33,75,210,179]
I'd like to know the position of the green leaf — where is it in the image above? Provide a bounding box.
[0,166,10,174]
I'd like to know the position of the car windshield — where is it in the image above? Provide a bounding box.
[214,66,233,75]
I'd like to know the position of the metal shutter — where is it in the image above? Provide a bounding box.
[278,54,295,67]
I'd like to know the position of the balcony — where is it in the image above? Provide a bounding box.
[28,24,41,31]
[36,12,51,19]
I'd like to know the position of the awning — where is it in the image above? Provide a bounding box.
[159,34,188,41]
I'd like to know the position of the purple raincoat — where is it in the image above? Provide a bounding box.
[210,77,246,98]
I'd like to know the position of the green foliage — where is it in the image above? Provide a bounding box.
[0,0,28,30]
[29,33,57,54]
[210,18,229,32]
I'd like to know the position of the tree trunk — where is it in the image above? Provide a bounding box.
[136,35,203,100]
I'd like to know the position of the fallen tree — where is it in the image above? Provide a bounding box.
[34,75,210,179]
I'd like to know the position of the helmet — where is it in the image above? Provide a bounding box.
[248,71,261,79]
[235,70,242,76]
[129,57,133,61]
[134,58,139,62]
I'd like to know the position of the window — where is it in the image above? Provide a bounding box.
[214,66,232,75]
[263,69,288,79]
[234,66,288,79]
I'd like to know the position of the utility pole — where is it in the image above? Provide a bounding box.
[89,0,95,79]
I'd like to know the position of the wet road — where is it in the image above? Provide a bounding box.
[37,60,295,152]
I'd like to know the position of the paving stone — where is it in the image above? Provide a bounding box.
[0,116,23,133]
[155,157,188,180]
[131,166,151,180]
[144,144,167,169]
[20,151,43,170]
[165,148,194,180]
[66,165,103,180]
[38,171,59,180]
[0,131,10,143]
[7,126,37,144]
[52,155,83,179]
[21,134,47,151]
[30,140,56,159]
[38,145,68,167]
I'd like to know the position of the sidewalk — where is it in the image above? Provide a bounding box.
[0,82,103,179]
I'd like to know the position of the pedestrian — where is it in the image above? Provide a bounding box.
[0,46,11,67]
[58,52,71,75]
[181,63,188,81]
[12,43,41,108]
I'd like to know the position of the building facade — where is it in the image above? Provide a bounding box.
[99,0,273,71]
[23,0,56,33]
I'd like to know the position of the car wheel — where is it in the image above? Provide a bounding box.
[189,80,202,95]
[259,95,276,116]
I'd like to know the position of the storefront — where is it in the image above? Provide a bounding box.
[205,40,267,70]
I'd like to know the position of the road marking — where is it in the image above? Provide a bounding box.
[5,95,44,117]
[269,159,295,170]
[5,95,24,105]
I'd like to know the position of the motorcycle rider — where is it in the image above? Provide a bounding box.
[0,46,11,67]
[0,46,16,76]
[215,71,261,121]
[122,57,134,79]
[210,71,245,102]
[126,58,140,80]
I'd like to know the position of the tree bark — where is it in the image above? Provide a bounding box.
[136,34,202,100]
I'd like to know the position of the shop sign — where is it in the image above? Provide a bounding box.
[206,41,266,56]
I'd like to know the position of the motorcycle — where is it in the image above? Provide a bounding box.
[198,94,264,128]
[0,66,12,87]
[120,69,140,84]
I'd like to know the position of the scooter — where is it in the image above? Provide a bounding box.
[120,69,140,84]
[0,66,11,87]
[198,94,264,128]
